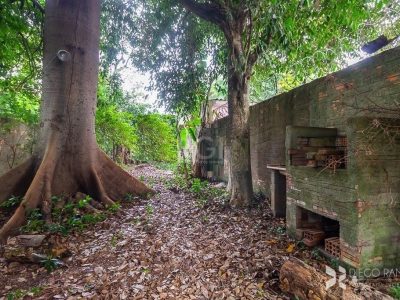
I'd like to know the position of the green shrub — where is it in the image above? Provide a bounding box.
[145,203,154,217]
[390,284,400,299]
[107,202,121,213]
[6,287,43,300]
[21,209,45,233]
[0,196,22,210]
[133,114,177,163]
[124,193,137,202]
[168,175,229,208]
[190,178,203,194]
[40,256,63,273]
[20,196,106,235]
[77,196,91,208]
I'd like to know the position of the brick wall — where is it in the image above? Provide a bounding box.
[208,46,400,192]
[204,46,400,273]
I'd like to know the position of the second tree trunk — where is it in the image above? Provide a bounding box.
[227,59,253,207]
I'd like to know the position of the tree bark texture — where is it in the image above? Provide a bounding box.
[0,0,153,242]
[280,258,393,300]
[180,0,254,207]
[226,51,253,207]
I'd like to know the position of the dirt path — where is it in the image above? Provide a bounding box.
[1,165,299,299]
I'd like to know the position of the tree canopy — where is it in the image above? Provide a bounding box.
[0,0,178,165]
[128,0,400,109]
[2,0,399,122]
[0,0,43,124]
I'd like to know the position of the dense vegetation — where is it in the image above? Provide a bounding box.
[95,73,177,163]
[0,0,177,166]
[125,0,400,206]
[1,0,399,170]
[0,1,400,298]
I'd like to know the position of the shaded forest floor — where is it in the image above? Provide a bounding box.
[0,165,397,299]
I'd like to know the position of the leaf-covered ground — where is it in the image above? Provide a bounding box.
[0,165,397,299]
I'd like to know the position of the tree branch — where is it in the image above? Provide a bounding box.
[31,0,44,14]
[179,0,225,26]
[246,24,274,75]
[244,8,252,58]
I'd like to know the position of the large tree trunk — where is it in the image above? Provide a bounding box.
[0,0,153,242]
[226,38,253,207]
[178,0,254,206]
[193,79,214,179]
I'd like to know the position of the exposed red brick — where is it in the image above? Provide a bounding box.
[335,82,354,91]
[325,237,340,257]
[340,242,360,268]
[335,83,346,91]
[318,91,328,100]
[303,229,325,247]
[387,74,399,83]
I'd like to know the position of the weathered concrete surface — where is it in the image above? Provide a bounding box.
[203,46,400,274]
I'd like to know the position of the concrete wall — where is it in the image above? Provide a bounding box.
[204,46,400,274]
[209,46,400,189]
[349,117,400,272]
